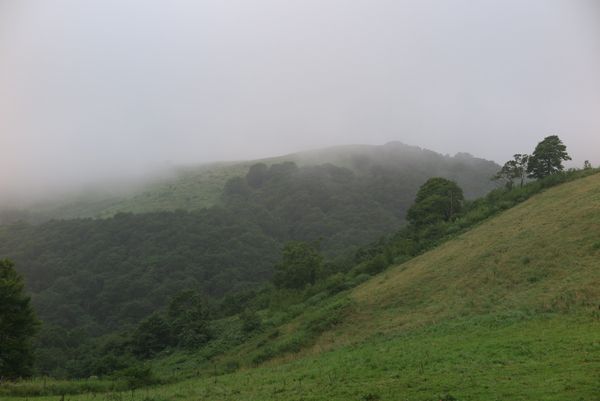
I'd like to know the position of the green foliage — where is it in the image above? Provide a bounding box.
[406,178,464,226]
[114,365,157,390]
[2,316,598,400]
[223,161,405,255]
[131,314,173,358]
[167,290,212,349]
[527,135,571,179]
[240,309,262,334]
[493,153,529,188]
[273,242,322,289]
[245,163,269,188]
[0,377,127,397]
[250,297,351,364]
[0,259,39,378]
[0,208,280,376]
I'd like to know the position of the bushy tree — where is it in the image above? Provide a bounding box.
[240,309,262,333]
[406,178,464,226]
[222,176,250,199]
[117,365,156,390]
[273,241,322,289]
[494,154,529,189]
[583,160,592,170]
[527,135,571,179]
[0,259,39,378]
[131,313,173,358]
[167,290,212,348]
[246,163,269,188]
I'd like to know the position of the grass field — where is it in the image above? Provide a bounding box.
[3,314,598,401]
[4,173,600,400]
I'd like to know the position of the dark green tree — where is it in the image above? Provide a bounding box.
[0,259,39,378]
[406,178,464,226]
[246,163,269,188]
[583,160,592,170]
[117,365,156,390]
[222,176,250,199]
[167,290,212,348]
[273,241,322,289]
[131,313,173,358]
[240,308,262,333]
[527,135,571,179]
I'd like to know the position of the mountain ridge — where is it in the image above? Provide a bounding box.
[0,142,500,223]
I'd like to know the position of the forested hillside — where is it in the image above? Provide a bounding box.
[2,161,598,400]
[0,146,499,378]
[0,145,500,336]
[0,162,399,334]
[0,143,499,223]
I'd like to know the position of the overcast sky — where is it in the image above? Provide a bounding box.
[1,0,599,199]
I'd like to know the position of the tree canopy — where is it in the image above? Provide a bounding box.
[0,259,39,378]
[273,241,323,289]
[493,154,529,189]
[406,178,464,226]
[527,135,571,179]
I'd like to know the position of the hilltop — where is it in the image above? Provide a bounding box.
[0,142,499,223]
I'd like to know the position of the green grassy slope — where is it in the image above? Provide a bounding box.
[3,162,250,222]
[93,163,251,217]
[5,173,599,401]
[339,170,600,342]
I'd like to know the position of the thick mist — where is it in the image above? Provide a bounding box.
[1,0,599,203]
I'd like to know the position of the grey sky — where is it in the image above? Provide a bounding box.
[1,0,599,199]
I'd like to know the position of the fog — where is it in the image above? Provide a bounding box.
[1,0,599,202]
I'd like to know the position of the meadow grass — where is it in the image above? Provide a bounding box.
[3,313,598,401]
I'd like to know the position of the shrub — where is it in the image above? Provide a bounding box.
[114,365,157,389]
[325,275,349,295]
[348,273,372,287]
[224,361,240,373]
[252,347,276,365]
[240,309,262,334]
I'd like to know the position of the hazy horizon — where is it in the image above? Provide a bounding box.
[2,0,599,202]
